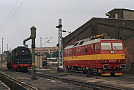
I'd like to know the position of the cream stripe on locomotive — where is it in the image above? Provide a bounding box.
[64,54,125,61]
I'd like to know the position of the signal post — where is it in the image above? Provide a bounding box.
[56,19,64,72]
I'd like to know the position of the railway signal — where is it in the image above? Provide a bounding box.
[56,19,64,71]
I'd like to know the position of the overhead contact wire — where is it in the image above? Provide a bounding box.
[0,0,20,32]
[0,0,26,33]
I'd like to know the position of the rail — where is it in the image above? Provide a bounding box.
[0,71,38,90]
[36,73,124,90]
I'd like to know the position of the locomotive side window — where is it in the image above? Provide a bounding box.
[72,49,75,54]
[78,48,81,53]
[84,46,88,53]
[68,50,70,55]
[112,43,123,50]
[101,43,111,50]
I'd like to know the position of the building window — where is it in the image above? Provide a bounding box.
[115,13,118,19]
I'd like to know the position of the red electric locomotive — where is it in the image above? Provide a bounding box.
[42,56,48,67]
[64,34,126,76]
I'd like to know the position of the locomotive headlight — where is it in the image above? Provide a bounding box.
[110,51,115,53]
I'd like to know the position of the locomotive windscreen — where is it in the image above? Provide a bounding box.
[101,42,123,50]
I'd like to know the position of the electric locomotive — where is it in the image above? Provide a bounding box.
[64,34,126,76]
[42,56,47,67]
[7,46,32,72]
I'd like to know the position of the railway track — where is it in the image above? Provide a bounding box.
[0,68,129,90]
[0,71,38,90]
[34,72,124,90]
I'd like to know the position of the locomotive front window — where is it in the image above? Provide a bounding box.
[112,43,123,50]
[101,43,111,50]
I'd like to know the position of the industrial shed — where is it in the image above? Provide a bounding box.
[63,8,134,69]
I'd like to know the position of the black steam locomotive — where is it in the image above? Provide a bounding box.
[7,46,32,72]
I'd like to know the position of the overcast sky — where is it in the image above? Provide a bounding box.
[0,0,133,51]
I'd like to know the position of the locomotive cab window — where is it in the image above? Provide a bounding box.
[101,43,111,50]
[112,43,123,50]
[94,44,100,51]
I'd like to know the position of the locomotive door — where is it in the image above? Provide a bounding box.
[93,43,100,68]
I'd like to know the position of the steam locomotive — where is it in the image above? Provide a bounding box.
[7,46,32,72]
[64,34,126,76]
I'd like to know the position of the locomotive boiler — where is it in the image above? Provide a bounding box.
[64,34,126,76]
[7,46,32,72]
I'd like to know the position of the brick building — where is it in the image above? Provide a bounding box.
[63,8,134,69]
[29,47,58,68]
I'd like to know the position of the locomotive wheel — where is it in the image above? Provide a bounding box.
[64,66,69,72]
[7,63,12,69]
[22,68,28,73]
[16,67,21,72]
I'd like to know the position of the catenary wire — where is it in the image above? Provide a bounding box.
[0,0,20,31]
[0,0,26,33]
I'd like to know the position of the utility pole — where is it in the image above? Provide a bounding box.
[1,38,4,66]
[40,37,42,47]
[39,37,42,68]
[56,19,64,71]
[6,44,8,51]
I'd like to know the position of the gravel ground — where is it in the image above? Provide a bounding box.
[35,66,134,90]
[2,69,90,90]
[1,66,134,90]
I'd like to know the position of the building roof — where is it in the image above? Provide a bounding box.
[106,8,134,16]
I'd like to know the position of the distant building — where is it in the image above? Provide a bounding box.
[29,47,58,68]
[106,8,134,19]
